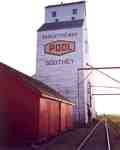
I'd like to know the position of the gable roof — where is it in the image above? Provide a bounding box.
[0,62,71,102]
[37,19,84,32]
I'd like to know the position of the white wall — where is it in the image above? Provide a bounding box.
[35,1,96,124]
[36,27,90,123]
[45,2,85,23]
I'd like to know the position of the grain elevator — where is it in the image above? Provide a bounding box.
[35,1,96,124]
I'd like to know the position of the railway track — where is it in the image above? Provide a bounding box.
[76,119,111,150]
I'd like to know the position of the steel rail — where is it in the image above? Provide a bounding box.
[105,119,111,150]
[76,119,111,150]
[76,120,103,150]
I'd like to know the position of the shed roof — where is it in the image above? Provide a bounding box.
[37,19,84,32]
[0,62,73,105]
[46,1,85,8]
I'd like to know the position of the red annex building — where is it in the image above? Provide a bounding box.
[0,62,74,144]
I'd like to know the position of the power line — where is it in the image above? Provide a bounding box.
[92,93,120,96]
[95,69,120,84]
[77,64,120,96]
[92,85,120,89]
[78,66,120,71]
[86,64,120,84]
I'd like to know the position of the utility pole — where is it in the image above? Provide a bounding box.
[77,69,81,122]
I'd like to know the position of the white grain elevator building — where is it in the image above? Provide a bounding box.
[35,1,96,124]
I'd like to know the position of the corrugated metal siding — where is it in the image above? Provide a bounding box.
[39,98,60,138]
[0,63,74,144]
[66,105,73,129]
[60,103,73,132]
[60,103,67,132]
[39,99,49,138]
[48,99,59,137]
[0,65,40,143]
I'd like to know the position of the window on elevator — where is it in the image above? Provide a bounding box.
[72,9,78,15]
[52,11,56,17]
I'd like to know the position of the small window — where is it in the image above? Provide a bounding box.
[72,9,78,15]
[52,11,56,17]
[72,17,75,20]
[55,18,59,22]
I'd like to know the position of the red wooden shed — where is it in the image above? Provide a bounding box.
[0,62,74,144]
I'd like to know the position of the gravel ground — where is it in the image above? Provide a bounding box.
[0,123,96,150]
[0,145,32,150]
[0,119,120,150]
[107,119,120,150]
[32,122,97,150]
[0,127,92,150]
[80,122,107,150]
[32,119,120,150]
